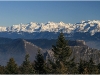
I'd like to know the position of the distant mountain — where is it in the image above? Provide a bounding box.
[0,37,87,65]
[26,39,86,49]
[0,20,100,40]
[0,20,100,35]
[26,39,100,64]
[46,45,100,65]
[43,39,100,65]
[0,38,42,66]
[0,37,100,65]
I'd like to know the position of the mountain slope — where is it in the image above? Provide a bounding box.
[0,39,42,66]
[0,38,100,65]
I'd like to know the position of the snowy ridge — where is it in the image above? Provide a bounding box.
[0,20,100,35]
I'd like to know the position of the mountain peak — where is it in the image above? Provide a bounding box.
[0,20,100,35]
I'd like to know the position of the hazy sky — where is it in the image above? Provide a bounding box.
[0,1,100,26]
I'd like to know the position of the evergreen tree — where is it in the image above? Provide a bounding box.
[78,58,98,74]
[52,32,72,62]
[66,57,78,74]
[0,65,5,74]
[51,32,72,73]
[86,58,98,74]
[5,58,18,74]
[20,54,34,74]
[34,49,47,74]
[97,63,100,73]
[78,59,85,74]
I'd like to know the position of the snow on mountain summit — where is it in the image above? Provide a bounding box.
[0,20,100,35]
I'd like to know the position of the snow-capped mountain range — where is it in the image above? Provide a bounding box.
[0,20,100,35]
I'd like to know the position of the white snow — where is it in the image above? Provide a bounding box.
[0,27,7,32]
[0,20,100,35]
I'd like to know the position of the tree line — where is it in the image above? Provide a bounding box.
[0,32,100,74]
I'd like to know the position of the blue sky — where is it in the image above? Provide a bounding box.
[0,1,100,26]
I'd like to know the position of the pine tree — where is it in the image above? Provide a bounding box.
[66,57,78,74]
[78,58,98,74]
[20,54,34,74]
[34,49,47,74]
[86,58,98,74]
[0,65,5,74]
[51,32,72,73]
[78,59,85,74]
[52,32,72,62]
[97,63,100,73]
[5,58,18,74]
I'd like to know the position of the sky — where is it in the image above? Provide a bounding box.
[0,1,100,26]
